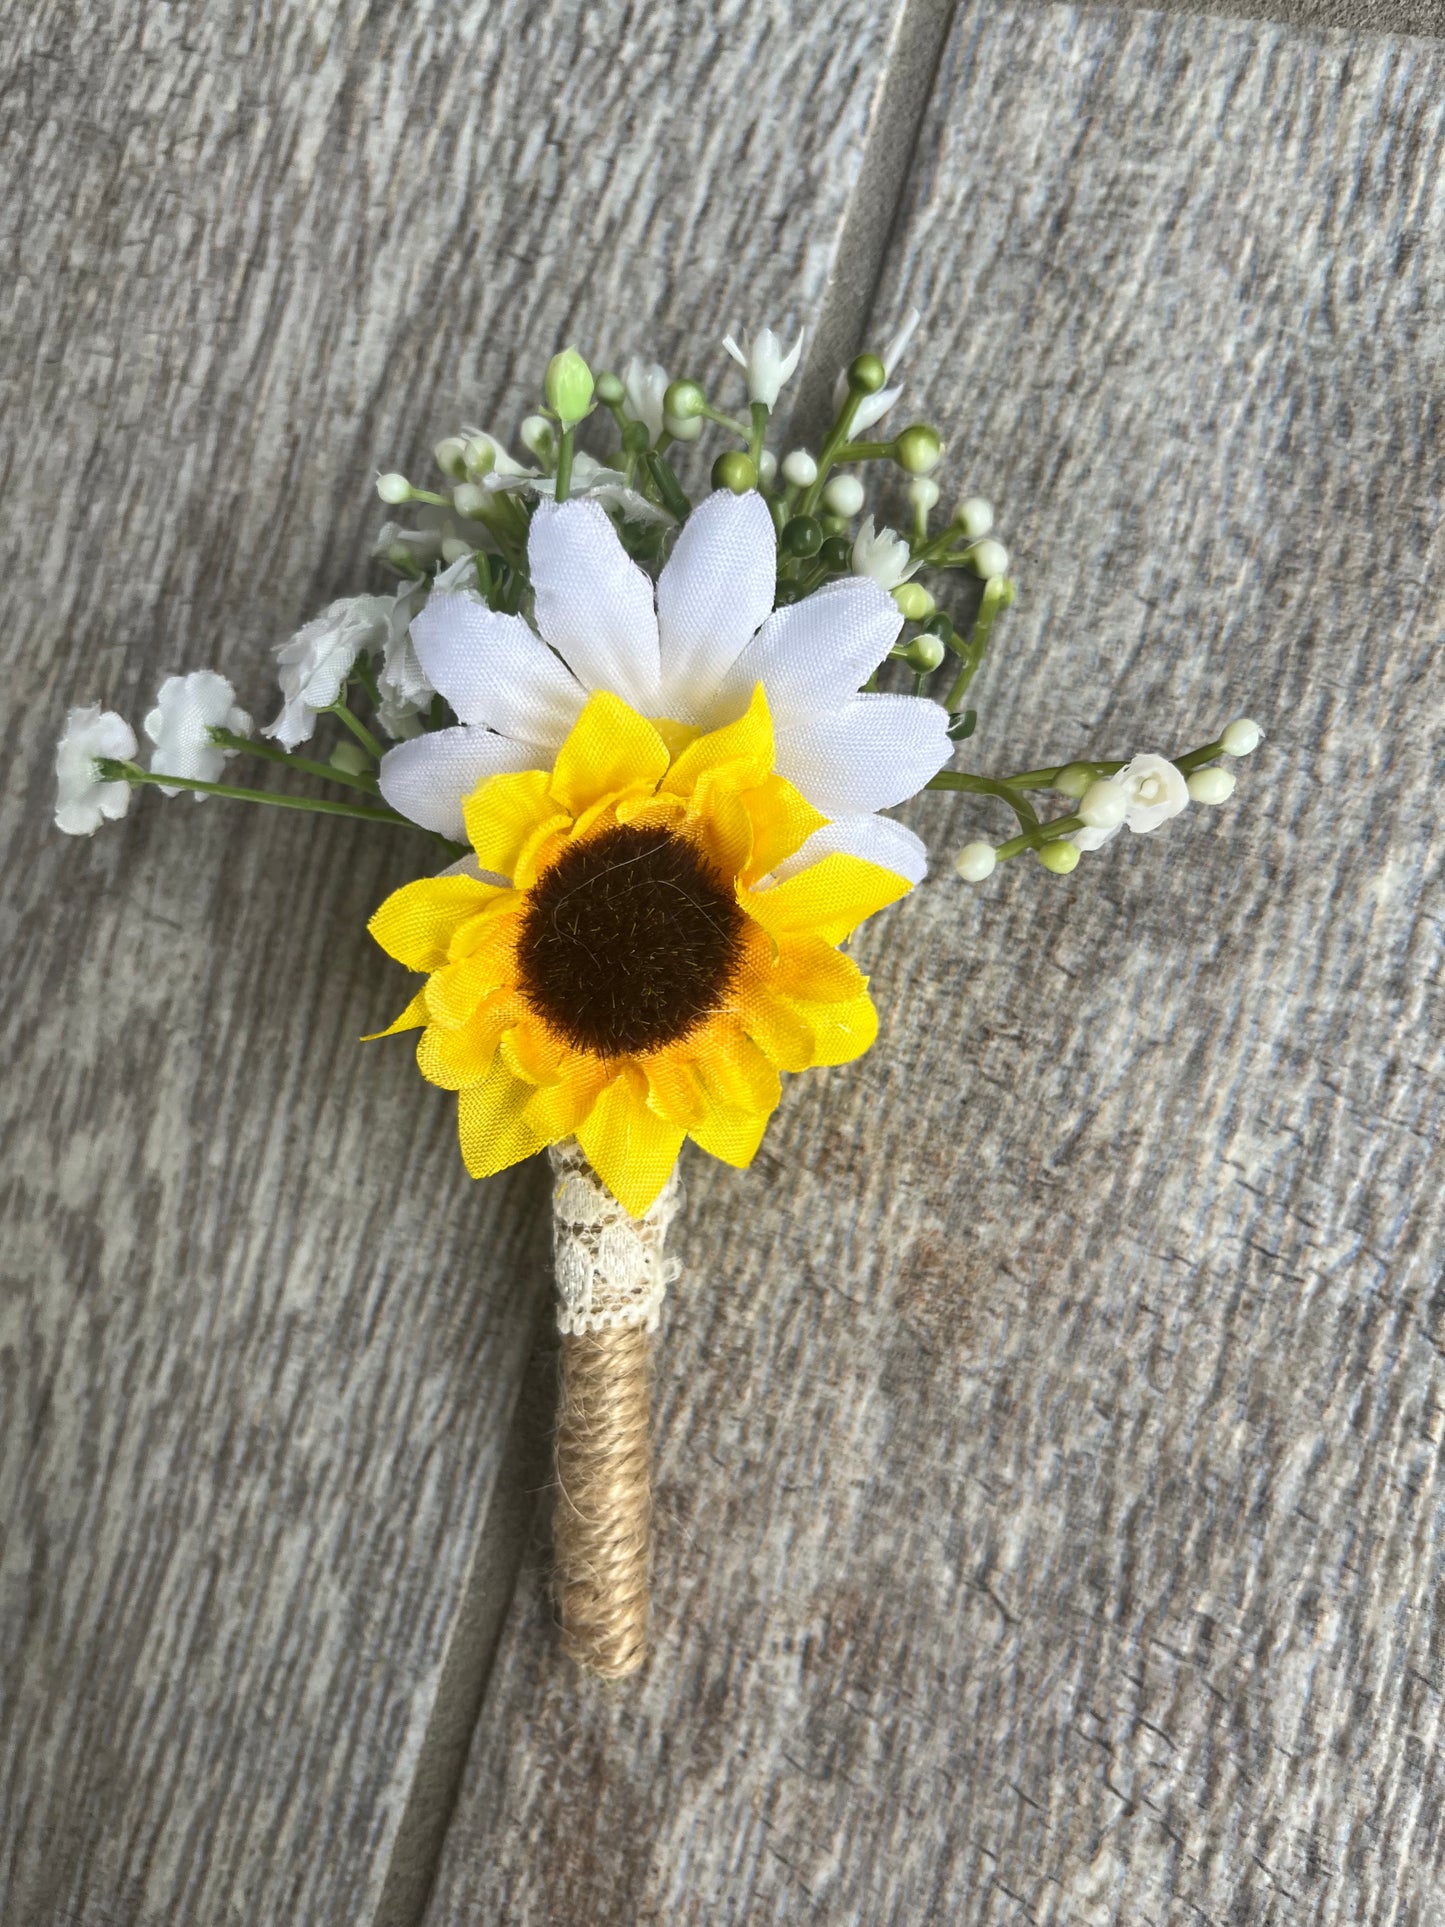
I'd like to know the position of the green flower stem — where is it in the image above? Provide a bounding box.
[328,702,384,763]
[97,760,466,856]
[206,728,379,795]
[1002,736,1230,792]
[352,657,382,708]
[748,401,769,465]
[698,403,751,439]
[995,814,1085,863]
[926,769,1038,832]
[943,577,1015,713]
[554,424,576,503]
[798,388,865,519]
[834,439,897,462]
[642,451,692,522]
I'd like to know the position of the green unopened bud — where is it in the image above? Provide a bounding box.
[893,582,936,621]
[594,370,625,406]
[848,353,886,395]
[544,345,594,427]
[1054,764,1093,799]
[1038,841,1080,875]
[330,741,372,776]
[782,515,823,558]
[905,633,946,673]
[376,472,413,505]
[664,379,707,421]
[712,451,758,495]
[434,437,468,481]
[464,437,497,478]
[519,416,554,460]
[894,425,943,476]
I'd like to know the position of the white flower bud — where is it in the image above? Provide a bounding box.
[1187,766,1236,805]
[954,841,997,881]
[434,437,468,480]
[908,478,940,514]
[376,472,413,505]
[464,436,497,477]
[663,411,703,442]
[453,483,489,518]
[823,474,866,517]
[952,497,994,538]
[440,537,472,565]
[964,538,1009,579]
[519,415,554,458]
[1054,764,1092,799]
[758,449,777,486]
[1079,778,1128,829]
[1222,718,1263,757]
[782,449,817,487]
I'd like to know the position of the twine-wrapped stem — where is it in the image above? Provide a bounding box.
[548,1140,681,1679]
[555,1325,653,1678]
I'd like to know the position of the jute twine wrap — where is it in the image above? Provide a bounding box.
[548,1141,682,1678]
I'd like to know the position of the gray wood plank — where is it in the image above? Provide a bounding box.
[424,8,1445,1924]
[0,3,916,1922]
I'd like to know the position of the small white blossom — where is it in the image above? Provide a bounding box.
[1187,766,1236,805]
[144,672,253,798]
[833,307,921,433]
[264,596,391,750]
[621,357,669,441]
[851,516,919,591]
[722,325,803,410]
[460,429,529,480]
[378,582,433,711]
[370,521,444,568]
[823,474,866,518]
[955,841,997,881]
[55,706,137,836]
[1072,753,1190,852]
[479,449,670,526]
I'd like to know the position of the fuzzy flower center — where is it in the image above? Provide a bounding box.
[515,822,746,1056]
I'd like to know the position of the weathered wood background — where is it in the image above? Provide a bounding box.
[2,2,1442,1924]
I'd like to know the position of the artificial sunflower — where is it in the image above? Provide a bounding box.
[368,683,912,1215]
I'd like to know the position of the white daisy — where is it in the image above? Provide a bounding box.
[144,672,253,796]
[55,706,138,835]
[377,490,952,879]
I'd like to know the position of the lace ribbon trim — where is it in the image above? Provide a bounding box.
[548,1139,682,1335]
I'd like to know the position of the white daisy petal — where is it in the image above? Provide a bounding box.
[378,726,539,840]
[771,812,929,885]
[655,489,776,721]
[773,695,953,815]
[528,499,661,710]
[702,575,902,727]
[410,594,585,750]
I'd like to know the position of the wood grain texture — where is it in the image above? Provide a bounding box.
[0,4,912,1922]
[425,8,1445,1924]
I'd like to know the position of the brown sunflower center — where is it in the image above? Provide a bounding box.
[515,822,746,1056]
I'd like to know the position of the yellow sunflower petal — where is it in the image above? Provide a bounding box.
[463,769,570,884]
[688,1104,772,1169]
[688,782,753,880]
[692,1019,783,1114]
[417,1004,510,1090]
[424,946,516,1028]
[736,775,827,885]
[368,875,508,971]
[522,1056,611,1139]
[783,989,879,1066]
[576,1066,686,1218]
[735,986,817,1072]
[773,935,868,1004]
[548,692,670,818]
[642,1049,712,1131]
[742,853,911,947]
[457,1056,553,1179]
[448,896,522,960]
[360,988,429,1041]
[661,682,773,801]
[499,1016,570,1085]
[651,717,700,760]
